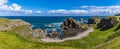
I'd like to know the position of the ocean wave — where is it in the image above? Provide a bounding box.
[45,22,62,28]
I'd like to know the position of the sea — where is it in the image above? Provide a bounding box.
[0,16,105,33]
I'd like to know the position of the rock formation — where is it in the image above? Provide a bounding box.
[87,17,100,24]
[48,31,59,38]
[97,17,118,30]
[61,18,81,30]
[60,18,88,38]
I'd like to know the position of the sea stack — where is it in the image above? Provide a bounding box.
[60,18,88,38]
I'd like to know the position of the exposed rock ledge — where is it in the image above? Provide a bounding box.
[41,28,94,42]
[0,19,31,32]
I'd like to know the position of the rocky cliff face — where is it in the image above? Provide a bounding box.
[87,17,100,24]
[60,18,88,38]
[61,18,81,30]
[97,17,118,30]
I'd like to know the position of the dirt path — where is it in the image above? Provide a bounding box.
[41,28,94,42]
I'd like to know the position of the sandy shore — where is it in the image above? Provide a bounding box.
[41,28,94,42]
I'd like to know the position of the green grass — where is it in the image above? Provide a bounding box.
[0,31,77,49]
[0,31,38,49]
[0,17,120,49]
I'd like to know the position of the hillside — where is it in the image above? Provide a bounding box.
[0,16,120,49]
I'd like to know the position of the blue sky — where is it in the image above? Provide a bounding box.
[0,0,120,16]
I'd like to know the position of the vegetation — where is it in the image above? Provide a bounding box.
[0,16,120,49]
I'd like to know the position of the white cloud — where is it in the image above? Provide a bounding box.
[0,0,42,15]
[0,0,7,5]
[69,10,88,14]
[48,9,68,14]
[35,11,42,13]
[80,5,120,14]
[81,5,120,9]
[48,6,120,15]
[10,3,22,11]
[48,9,88,14]
[25,10,32,14]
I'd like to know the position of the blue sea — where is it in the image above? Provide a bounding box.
[0,16,105,31]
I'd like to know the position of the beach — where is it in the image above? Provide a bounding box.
[41,28,94,42]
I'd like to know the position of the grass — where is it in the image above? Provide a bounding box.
[0,16,120,49]
[0,31,76,49]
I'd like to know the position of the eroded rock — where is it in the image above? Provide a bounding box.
[61,18,81,30]
[60,18,88,38]
[97,17,119,30]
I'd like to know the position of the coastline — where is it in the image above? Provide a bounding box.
[41,28,94,42]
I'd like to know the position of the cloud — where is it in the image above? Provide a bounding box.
[48,5,120,16]
[0,0,7,5]
[35,11,42,14]
[0,0,41,15]
[81,5,120,9]
[80,5,120,14]
[48,9,88,14]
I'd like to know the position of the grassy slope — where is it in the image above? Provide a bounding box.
[0,16,120,49]
[0,31,76,49]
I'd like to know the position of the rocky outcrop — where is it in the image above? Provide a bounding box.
[0,19,31,32]
[60,18,88,38]
[11,19,31,27]
[87,17,96,24]
[48,31,60,38]
[12,25,46,42]
[97,17,119,30]
[87,17,100,24]
[32,29,46,38]
[61,18,81,30]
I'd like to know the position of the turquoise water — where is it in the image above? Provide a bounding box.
[0,16,105,30]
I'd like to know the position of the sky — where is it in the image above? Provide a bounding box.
[0,0,120,16]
